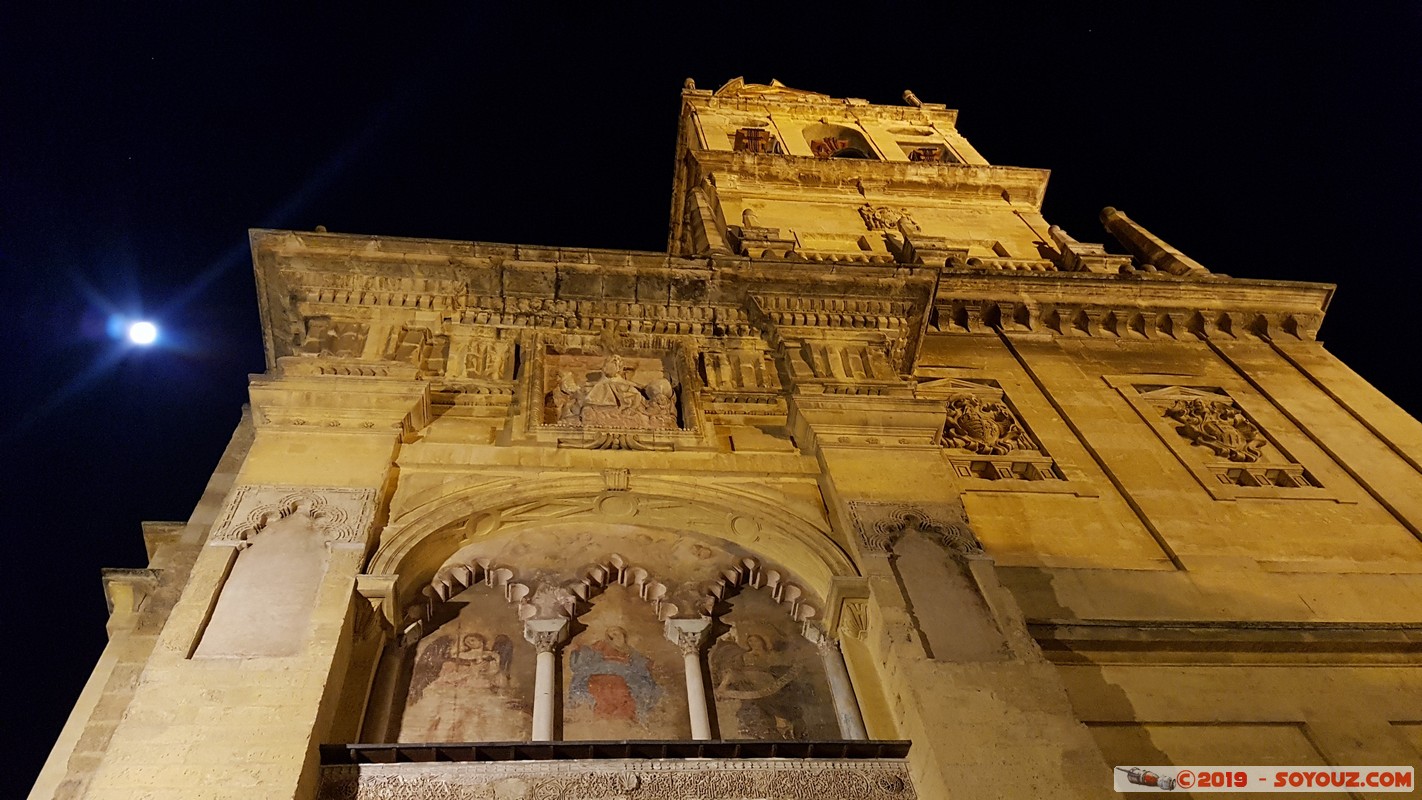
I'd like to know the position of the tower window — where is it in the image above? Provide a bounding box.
[903,144,950,163]
[733,127,781,154]
[802,123,877,160]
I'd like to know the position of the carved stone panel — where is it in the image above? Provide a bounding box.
[207,485,377,546]
[320,759,916,800]
[299,317,369,358]
[1108,377,1336,500]
[1135,385,1320,490]
[542,349,681,431]
[921,379,1064,482]
[194,486,378,659]
[846,501,983,557]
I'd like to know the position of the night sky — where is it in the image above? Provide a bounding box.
[6,4,1421,789]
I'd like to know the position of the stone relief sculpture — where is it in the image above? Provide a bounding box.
[942,395,1037,454]
[857,204,913,232]
[1164,397,1266,462]
[544,352,679,431]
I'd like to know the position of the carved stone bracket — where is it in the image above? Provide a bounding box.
[206,485,377,548]
[847,501,984,557]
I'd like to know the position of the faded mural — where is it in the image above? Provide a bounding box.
[711,591,837,740]
[396,590,533,743]
[563,587,690,740]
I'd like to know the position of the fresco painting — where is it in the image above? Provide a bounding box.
[710,590,837,740]
[396,590,533,742]
[563,586,689,740]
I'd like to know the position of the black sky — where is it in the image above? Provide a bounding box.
[5,3,1421,790]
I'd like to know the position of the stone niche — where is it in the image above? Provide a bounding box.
[541,348,684,432]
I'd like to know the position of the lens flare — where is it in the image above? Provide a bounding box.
[127,321,158,345]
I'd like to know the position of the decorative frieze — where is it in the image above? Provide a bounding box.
[206,485,377,547]
[847,501,983,557]
[320,759,916,800]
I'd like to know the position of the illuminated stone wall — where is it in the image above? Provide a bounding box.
[31,80,1422,800]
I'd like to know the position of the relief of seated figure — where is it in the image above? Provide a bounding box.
[547,354,679,431]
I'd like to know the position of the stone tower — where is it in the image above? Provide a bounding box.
[31,79,1422,800]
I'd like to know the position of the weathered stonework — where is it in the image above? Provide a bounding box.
[206,484,378,546]
[319,759,916,800]
[33,78,1422,800]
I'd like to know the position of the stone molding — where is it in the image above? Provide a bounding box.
[846,501,983,557]
[319,758,915,800]
[206,485,377,547]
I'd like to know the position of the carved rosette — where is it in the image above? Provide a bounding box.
[942,395,1036,455]
[206,485,376,547]
[848,501,984,557]
[1163,397,1266,462]
[319,759,916,800]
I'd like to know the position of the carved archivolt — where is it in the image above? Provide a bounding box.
[320,759,915,800]
[408,553,681,638]
[368,478,852,598]
[697,556,818,630]
[847,501,983,557]
[207,485,376,546]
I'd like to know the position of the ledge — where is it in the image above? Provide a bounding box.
[322,739,912,765]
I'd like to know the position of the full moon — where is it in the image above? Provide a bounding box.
[127,321,158,345]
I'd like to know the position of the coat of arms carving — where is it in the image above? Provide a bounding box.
[1163,397,1266,462]
[942,395,1036,455]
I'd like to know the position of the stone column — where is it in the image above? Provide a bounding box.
[524,618,569,741]
[666,617,714,740]
[817,637,868,740]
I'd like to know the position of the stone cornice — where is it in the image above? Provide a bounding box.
[251,230,1338,377]
[691,150,1050,208]
[935,271,1335,341]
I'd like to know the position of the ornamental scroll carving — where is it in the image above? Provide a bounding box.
[942,395,1036,455]
[1163,397,1266,463]
[207,485,376,547]
[858,204,915,232]
[543,351,680,431]
[847,501,983,557]
[319,760,915,800]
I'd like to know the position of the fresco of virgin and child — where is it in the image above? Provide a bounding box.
[562,588,688,740]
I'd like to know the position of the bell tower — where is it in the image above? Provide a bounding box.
[31,78,1422,800]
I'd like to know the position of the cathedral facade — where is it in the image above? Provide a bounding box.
[31,80,1422,799]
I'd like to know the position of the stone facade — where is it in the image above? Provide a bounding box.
[29,78,1422,800]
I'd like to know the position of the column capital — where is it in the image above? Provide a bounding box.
[665,617,712,656]
[524,618,570,654]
